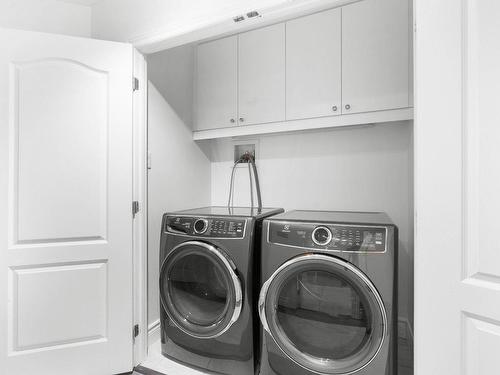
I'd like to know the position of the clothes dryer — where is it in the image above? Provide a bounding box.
[258,210,397,375]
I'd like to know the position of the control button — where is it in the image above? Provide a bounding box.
[193,219,208,234]
[312,226,332,246]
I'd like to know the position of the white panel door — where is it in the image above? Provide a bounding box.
[195,35,238,131]
[0,28,133,375]
[415,0,500,374]
[238,23,285,126]
[342,0,409,114]
[286,8,342,120]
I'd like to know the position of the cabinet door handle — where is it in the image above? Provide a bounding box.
[345,104,351,110]
[230,118,235,123]
[332,106,338,112]
[239,117,244,122]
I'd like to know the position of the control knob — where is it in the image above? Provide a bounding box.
[312,226,332,246]
[194,218,209,234]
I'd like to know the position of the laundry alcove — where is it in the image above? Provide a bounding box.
[145,29,414,374]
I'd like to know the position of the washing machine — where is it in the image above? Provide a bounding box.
[258,210,398,375]
[159,206,283,375]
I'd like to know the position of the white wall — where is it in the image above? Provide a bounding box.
[208,122,414,325]
[147,47,211,326]
[0,0,91,37]
[147,45,195,128]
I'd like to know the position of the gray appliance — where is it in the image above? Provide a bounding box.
[258,210,397,375]
[159,206,283,375]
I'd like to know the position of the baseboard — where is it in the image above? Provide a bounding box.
[134,365,165,375]
[148,319,161,346]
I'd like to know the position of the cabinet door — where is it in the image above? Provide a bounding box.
[238,23,286,125]
[342,0,409,114]
[286,8,342,120]
[195,35,237,130]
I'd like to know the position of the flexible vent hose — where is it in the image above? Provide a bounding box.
[227,153,262,212]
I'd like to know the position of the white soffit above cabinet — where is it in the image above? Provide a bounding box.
[134,0,362,53]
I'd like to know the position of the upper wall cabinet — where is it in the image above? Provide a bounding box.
[342,0,410,114]
[193,0,412,139]
[195,35,238,131]
[238,23,286,126]
[286,8,342,120]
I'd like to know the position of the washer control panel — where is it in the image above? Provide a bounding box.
[166,216,246,238]
[269,221,387,253]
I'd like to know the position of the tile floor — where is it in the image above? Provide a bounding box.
[139,340,207,375]
[138,338,414,375]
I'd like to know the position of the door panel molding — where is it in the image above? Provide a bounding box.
[462,0,500,283]
[9,58,109,245]
[462,312,500,375]
[8,261,108,353]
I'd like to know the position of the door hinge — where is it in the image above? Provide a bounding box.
[133,77,139,91]
[132,201,140,217]
[133,324,139,341]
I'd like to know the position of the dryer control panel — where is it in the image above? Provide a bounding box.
[166,216,246,238]
[268,221,387,253]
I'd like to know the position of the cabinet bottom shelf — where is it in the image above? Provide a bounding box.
[192,107,414,140]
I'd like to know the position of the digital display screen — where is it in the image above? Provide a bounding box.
[363,231,374,243]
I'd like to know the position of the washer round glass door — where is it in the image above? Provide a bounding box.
[259,254,387,375]
[160,241,242,339]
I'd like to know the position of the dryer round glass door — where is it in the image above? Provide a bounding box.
[160,241,242,339]
[259,254,387,375]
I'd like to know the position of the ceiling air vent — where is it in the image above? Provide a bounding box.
[233,10,260,23]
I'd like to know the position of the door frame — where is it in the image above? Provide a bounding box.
[130,0,416,370]
[413,0,470,374]
[132,49,148,366]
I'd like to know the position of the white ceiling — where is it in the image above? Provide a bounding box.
[55,0,104,6]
